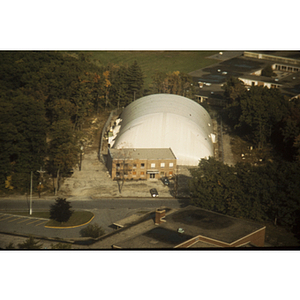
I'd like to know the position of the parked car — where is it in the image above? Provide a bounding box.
[161,177,170,186]
[150,188,159,197]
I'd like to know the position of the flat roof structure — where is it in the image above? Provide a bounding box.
[110,206,266,249]
[190,52,300,103]
[109,148,176,161]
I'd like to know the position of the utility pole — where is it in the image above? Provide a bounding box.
[37,167,45,198]
[79,146,83,171]
[29,171,33,215]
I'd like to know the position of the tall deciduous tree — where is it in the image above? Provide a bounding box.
[189,158,300,229]
[222,76,247,103]
[0,90,47,190]
[238,86,286,148]
[47,119,80,193]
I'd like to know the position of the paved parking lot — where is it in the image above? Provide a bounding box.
[0,212,49,234]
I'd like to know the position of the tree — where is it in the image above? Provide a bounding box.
[5,242,15,249]
[126,60,144,101]
[261,65,275,77]
[0,90,47,191]
[276,97,300,160]
[151,71,167,93]
[51,243,72,249]
[47,119,80,194]
[189,157,300,229]
[49,197,73,223]
[18,236,43,249]
[113,149,133,193]
[222,76,247,103]
[224,84,287,149]
[189,157,241,215]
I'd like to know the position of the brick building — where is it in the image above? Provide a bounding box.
[109,205,266,249]
[107,148,177,181]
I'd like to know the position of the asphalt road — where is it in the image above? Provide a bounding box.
[0,198,190,245]
[0,197,189,211]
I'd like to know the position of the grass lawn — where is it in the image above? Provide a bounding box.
[82,50,218,88]
[45,211,94,228]
[5,210,94,228]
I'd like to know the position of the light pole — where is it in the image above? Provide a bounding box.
[37,167,45,198]
[29,171,33,215]
[79,146,83,171]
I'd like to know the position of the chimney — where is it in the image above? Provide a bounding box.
[155,208,166,225]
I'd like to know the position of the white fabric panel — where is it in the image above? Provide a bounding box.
[112,94,214,166]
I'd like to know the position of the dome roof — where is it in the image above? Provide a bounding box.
[112,94,214,165]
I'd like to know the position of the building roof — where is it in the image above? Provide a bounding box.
[112,206,265,249]
[190,53,300,101]
[112,94,214,166]
[109,148,176,161]
[238,74,283,85]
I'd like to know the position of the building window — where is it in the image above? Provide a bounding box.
[133,164,137,168]
[160,172,165,177]
[132,171,136,176]
[141,171,144,176]
[116,163,120,169]
[169,171,173,176]
[116,172,120,177]
[141,163,145,168]
[160,162,165,168]
[169,162,173,168]
[151,163,155,168]
[150,173,155,179]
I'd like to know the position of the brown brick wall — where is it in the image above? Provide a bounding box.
[231,227,266,247]
[109,157,176,180]
[175,227,266,248]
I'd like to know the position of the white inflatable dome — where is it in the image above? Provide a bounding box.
[112,94,214,166]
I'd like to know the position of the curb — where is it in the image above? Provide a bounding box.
[44,214,95,229]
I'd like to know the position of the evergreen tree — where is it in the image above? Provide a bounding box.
[18,236,43,249]
[50,197,73,223]
[126,60,144,101]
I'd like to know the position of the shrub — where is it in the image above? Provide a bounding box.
[51,243,72,249]
[80,223,105,238]
[18,236,43,249]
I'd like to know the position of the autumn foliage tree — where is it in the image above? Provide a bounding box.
[0,52,147,193]
[150,70,194,98]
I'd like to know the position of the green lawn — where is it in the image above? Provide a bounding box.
[82,51,218,88]
[45,211,94,228]
[5,210,94,228]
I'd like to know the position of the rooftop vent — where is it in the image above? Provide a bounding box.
[177,228,184,234]
[155,208,166,225]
